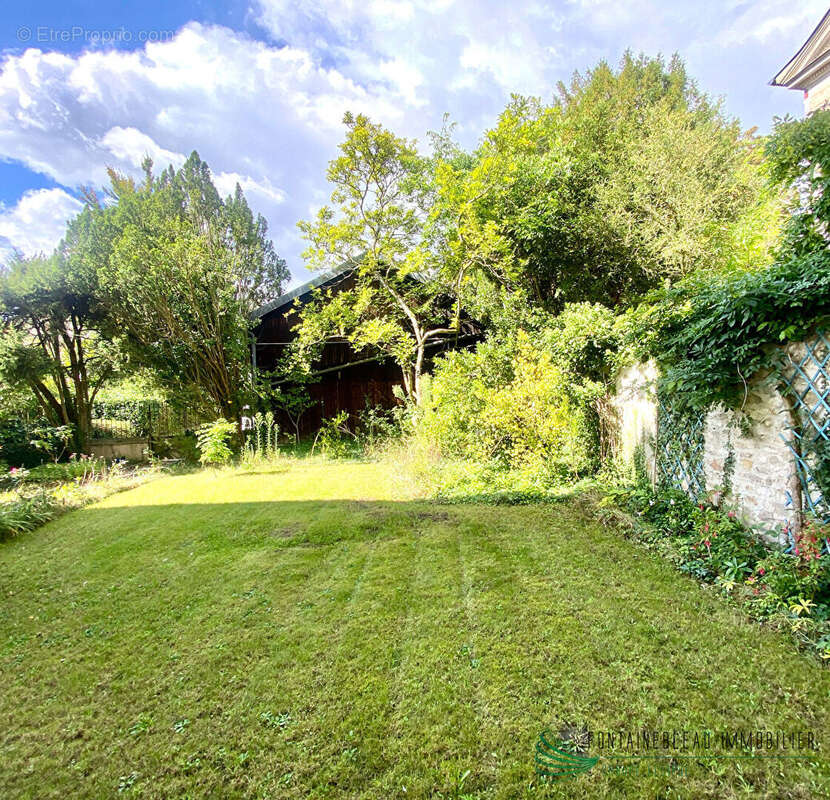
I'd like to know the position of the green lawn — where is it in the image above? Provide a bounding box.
[1,460,828,799]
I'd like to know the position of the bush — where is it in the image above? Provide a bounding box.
[196,419,237,465]
[608,481,830,660]
[356,404,404,455]
[0,419,72,468]
[312,412,356,459]
[0,455,107,488]
[0,489,62,540]
[418,333,597,486]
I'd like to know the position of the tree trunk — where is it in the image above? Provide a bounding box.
[413,340,426,406]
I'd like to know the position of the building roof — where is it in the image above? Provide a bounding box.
[771,9,830,90]
[251,265,353,320]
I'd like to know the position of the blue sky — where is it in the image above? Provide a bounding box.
[0,0,825,283]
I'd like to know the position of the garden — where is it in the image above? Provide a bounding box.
[2,53,830,797]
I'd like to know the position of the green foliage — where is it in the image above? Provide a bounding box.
[0,488,62,540]
[81,152,287,417]
[411,299,622,492]
[0,419,42,468]
[167,433,200,464]
[196,419,238,465]
[0,254,119,449]
[610,483,830,660]
[312,411,356,459]
[433,53,771,313]
[630,111,830,415]
[242,411,279,465]
[0,418,73,468]
[19,456,108,485]
[418,332,596,485]
[0,456,162,541]
[255,362,315,444]
[643,249,830,413]
[355,404,406,454]
[297,112,463,403]
[765,109,830,259]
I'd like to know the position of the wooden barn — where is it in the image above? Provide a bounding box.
[251,267,480,437]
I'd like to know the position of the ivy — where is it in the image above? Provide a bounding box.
[631,111,830,416]
[650,250,830,413]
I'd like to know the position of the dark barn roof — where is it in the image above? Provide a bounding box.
[251,266,353,320]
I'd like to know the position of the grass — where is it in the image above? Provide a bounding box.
[1,458,829,799]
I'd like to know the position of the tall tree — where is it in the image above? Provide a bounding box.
[434,53,777,312]
[0,252,117,449]
[297,112,462,404]
[90,152,289,417]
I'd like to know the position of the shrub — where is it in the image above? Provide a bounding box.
[356,404,404,455]
[312,412,356,459]
[0,489,62,540]
[196,419,237,465]
[166,433,200,463]
[608,480,830,660]
[418,333,597,485]
[0,419,72,467]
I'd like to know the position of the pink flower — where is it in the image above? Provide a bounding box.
[728,511,735,519]
[9,467,18,474]
[704,539,711,548]
[758,567,765,576]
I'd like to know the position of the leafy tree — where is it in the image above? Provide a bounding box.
[255,361,316,444]
[766,109,830,258]
[434,53,775,312]
[297,112,462,404]
[86,152,288,418]
[196,418,237,465]
[0,253,118,450]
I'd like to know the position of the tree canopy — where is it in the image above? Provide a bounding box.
[75,152,288,418]
[0,151,287,449]
[297,112,463,404]
[432,53,778,313]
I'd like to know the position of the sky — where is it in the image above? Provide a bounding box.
[0,0,825,285]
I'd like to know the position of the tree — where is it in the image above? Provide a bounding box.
[0,253,117,450]
[297,112,462,404]
[766,109,830,259]
[88,152,289,417]
[434,53,776,312]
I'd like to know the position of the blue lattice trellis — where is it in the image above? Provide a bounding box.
[780,330,830,555]
[656,399,706,499]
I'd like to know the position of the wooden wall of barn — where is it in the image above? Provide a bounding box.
[253,271,480,438]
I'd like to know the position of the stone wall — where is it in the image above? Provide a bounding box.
[89,438,149,461]
[614,364,795,542]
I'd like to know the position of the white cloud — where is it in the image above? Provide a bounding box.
[98,126,186,171]
[0,188,82,263]
[0,23,408,276]
[716,0,827,46]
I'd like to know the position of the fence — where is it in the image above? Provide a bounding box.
[91,401,200,441]
[656,399,706,498]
